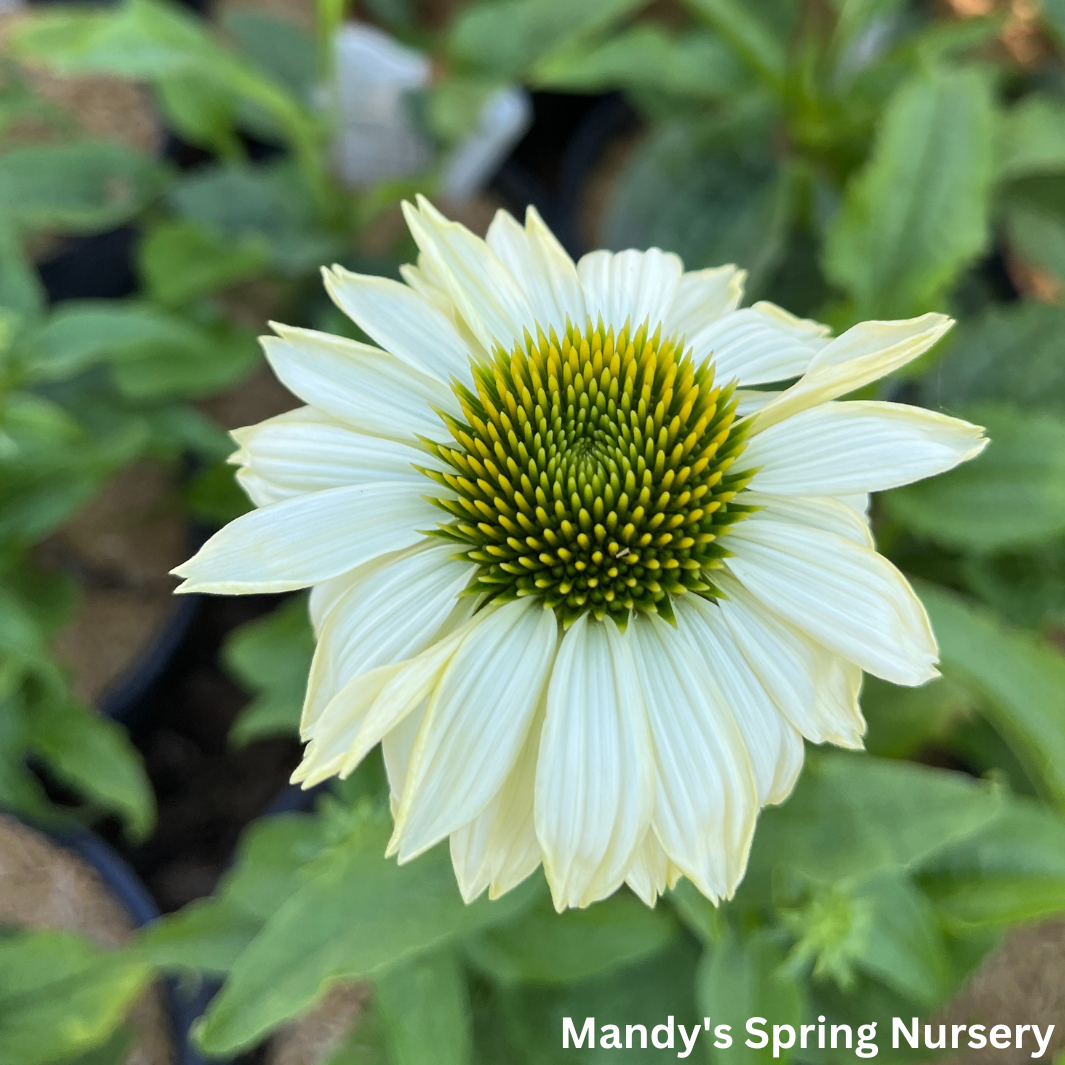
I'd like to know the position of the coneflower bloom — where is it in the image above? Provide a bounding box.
[174,198,986,911]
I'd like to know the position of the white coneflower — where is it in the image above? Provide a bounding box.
[174,198,986,911]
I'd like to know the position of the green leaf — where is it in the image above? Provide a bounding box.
[185,460,253,527]
[959,543,1065,630]
[55,1027,135,1065]
[322,1002,390,1065]
[374,950,472,1065]
[790,878,939,997]
[13,0,322,192]
[681,0,789,84]
[699,927,802,1065]
[21,301,259,400]
[496,938,701,1063]
[531,26,749,101]
[139,897,262,975]
[952,714,1040,797]
[13,0,223,79]
[0,140,161,235]
[802,968,956,1065]
[425,77,500,147]
[223,596,312,746]
[1038,0,1065,48]
[23,301,209,381]
[465,891,677,986]
[194,803,538,1055]
[0,414,146,544]
[830,0,910,48]
[995,94,1065,182]
[860,674,971,759]
[141,809,332,973]
[1003,176,1065,290]
[606,122,788,288]
[169,161,341,276]
[13,0,299,117]
[220,10,319,146]
[109,320,259,401]
[918,581,1065,811]
[155,73,242,158]
[0,222,43,319]
[924,302,1065,418]
[448,0,648,79]
[741,751,1002,896]
[360,0,414,30]
[848,874,951,1006]
[222,10,316,104]
[26,699,155,841]
[917,798,1065,926]
[0,690,51,820]
[823,66,994,318]
[886,404,1065,552]
[0,929,151,1065]
[141,404,234,463]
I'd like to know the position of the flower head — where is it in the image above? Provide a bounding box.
[174,197,987,911]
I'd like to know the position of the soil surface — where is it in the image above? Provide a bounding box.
[266,984,371,1065]
[925,921,1065,1064]
[44,462,190,708]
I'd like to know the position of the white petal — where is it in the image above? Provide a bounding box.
[715,571,866,749]
[725,517,938,685]
[402,196,537,352]
[382,700,425,805]
[750,313,953,431]
[577,248,683,334]
[172,483,437,594]
[335,618,480,776]
[297,613,482,786]
[291,661,404,787]
[390,599,558,862]
[449,701,545,904]
[624,831,678,908]
[674,597,804,806]
[301,543,475,737]
[742,491,874,548]
[629,613,758,900]
[691,303,830,386]
[400,256,454,319]
[745,400,987,496]
[736,389,781,417]
[322,266,473,381]
[231,406,440,507]
[838,493,871,516]
[262,324,457,442]
[535,615,653,911]
[665,265,745,339]
[485,206,586,334]
[307,549,411,634]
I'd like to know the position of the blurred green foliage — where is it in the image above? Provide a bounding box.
[3,0,1065,1062]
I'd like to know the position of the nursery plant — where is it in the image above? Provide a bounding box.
[4,1,1065,1064]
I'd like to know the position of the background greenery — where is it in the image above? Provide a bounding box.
[3,0,1065,1061]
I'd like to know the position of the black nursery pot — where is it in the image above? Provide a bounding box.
[492,92,637,259]
[99,581,202,725]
